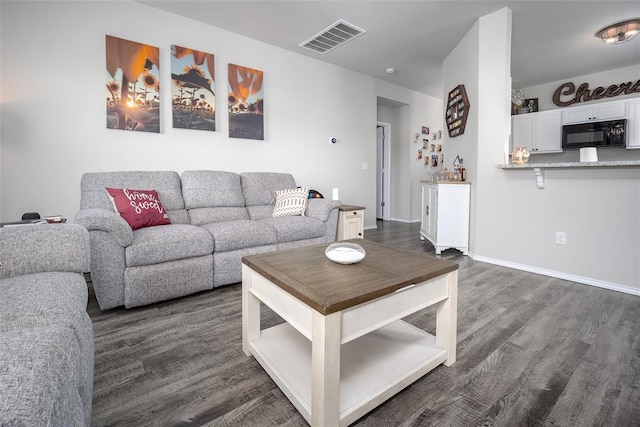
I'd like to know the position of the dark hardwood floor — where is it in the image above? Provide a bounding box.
[87,221,640,426]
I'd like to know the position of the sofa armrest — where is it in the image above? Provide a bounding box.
[306,199,342,222]
[75,208,133,247]
[0,223,90,279]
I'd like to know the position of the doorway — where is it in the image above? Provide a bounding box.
[376,122,391,220]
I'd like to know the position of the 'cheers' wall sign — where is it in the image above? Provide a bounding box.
[552,79,640,107]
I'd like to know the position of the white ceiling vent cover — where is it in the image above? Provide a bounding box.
[299,19,367,54]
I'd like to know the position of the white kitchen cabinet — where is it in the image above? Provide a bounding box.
[534,110,563,152]
[562,99,627,124]
[511,114,535,152]
[419,182,470,255]
[511,110,562,154]
[627,98,640,149]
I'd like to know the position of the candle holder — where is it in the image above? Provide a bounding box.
[511,147,530,164]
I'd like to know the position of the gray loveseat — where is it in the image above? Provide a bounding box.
[0,224,93,426]
[75,170,341,310]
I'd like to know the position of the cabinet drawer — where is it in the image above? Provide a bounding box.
[344,210,363,218]
[341,274,450,343]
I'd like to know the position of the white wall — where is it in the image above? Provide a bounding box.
[376,102,406,222]
[376,81,442,223]
[442,19,481,248]
[376,105,394,126]
[0,1,437,229]
[475,9,513,258]
[442,8,513,259]
[442,23,481,180]
[517,64,640,112]
[408,93,443,223]
[444,7,640,293]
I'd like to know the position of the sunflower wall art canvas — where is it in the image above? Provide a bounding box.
[105,35,160,133]
[171,45,215,131]
[228,64,264,140]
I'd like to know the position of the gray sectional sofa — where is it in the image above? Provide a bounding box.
[0,224,93,426]
[75,170,342,310]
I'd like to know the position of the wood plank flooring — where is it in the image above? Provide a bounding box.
[87,221,640,426]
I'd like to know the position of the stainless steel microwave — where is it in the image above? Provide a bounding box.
[562,119,626,150]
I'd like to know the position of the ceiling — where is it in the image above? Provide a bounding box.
[140,1,640,98]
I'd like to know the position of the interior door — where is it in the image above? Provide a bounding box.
[376,123,392,220]
[376,125,385,219]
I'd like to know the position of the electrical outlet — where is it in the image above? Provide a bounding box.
[555,231,566,245]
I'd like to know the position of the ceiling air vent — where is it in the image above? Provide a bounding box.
[299,19,367,54]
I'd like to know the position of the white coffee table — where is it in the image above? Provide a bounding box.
[242,240,458,426]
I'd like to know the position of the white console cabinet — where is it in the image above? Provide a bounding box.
[420,182,470,255]
[511,110,562,153]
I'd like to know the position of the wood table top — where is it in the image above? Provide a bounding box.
[242,240,458,315]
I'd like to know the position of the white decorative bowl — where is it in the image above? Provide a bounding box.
[325,242,366,264]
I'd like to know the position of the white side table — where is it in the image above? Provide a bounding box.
[337,205,365,240]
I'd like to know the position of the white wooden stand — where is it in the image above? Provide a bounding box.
[242,264,458,426]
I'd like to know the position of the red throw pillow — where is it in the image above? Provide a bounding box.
[105,188,171,230]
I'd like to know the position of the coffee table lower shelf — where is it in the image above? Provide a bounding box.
[250,320,447,426]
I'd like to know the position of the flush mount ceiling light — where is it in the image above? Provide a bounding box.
[595,19,640,44]
[299,19,366,54]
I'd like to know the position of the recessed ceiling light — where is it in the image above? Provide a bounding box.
[386,68,396,74]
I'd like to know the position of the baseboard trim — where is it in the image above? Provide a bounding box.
[389,217,411,223]
[387,218,421,224]
[469,253,640,297]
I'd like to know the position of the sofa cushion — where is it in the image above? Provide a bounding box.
[0,327,85,427]
[213,245,278,286]
[188,207,250,226]
[182,171,250,226]
[0,224,89,280]
[106,187,171,230]
[0,272,89,334]
[125,224,213,266]
[241,172,297,207]
[259,216,326,243]
[201,220,278,252]
[246,205,275,220]
[124,255,213,308]
[80,171,188,224]
[273,186,309,217]
[0,272,93,409]
[182,170,245,209]
[0,272,94,424]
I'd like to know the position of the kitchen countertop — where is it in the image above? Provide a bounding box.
[496,160,640,169]
[496,160,640,189]
[420,180,471,184]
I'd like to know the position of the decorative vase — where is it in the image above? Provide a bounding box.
[511,147,530,164]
